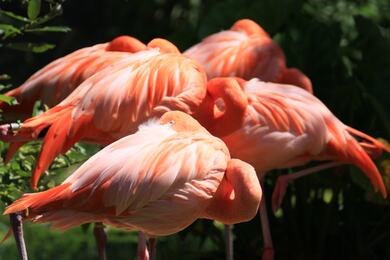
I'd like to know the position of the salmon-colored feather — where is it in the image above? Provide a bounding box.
[184,19,313,93]
[0,36,146,122]
[205,78,387,196]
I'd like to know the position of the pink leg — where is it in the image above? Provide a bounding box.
[148,238,157,260]
[259,194,274,260]
[10,212,28,260]
[93,222,107,260]
[137,232,149,260]
[224,224,234,260]
[271,162,344,211]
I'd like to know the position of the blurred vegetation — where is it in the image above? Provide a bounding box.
[0,0,390,259]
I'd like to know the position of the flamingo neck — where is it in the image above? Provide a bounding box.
[203,159,262,224]
[277,68,313,94]
[207,78,248,137]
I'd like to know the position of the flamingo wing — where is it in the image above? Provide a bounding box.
[184,30,285,81]
[223,79,329,170]
[223,79,386,195]
[66,49,208,137]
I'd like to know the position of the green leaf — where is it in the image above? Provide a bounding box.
[0,94,14,105]
[25,26,71,33]
[6,42,55,53]
[0,10,30,23]
[33,4,63,26]
[28,0,42,20]
[0,24,21,38]
[0,84,13,92]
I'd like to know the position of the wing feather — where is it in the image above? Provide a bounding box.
[63,50,207,138]
[64,123,228,215]
[16,44,132,107]
[222,79,332,170]
[185,30,285,80]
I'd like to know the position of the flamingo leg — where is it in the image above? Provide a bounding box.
[224,224,234,260]
[137,232,149,260]
[148,238,157,260]
[9,212,28,260]
[259,193,274,260]
[93,222,107,260]
[271,161,344,211]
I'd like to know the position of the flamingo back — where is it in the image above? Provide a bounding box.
[222,79,329,172]
[220,79,386,195]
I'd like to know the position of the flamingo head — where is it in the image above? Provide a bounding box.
[160,111,209,133]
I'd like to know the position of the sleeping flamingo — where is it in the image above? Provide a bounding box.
[4,111,263,260]
[184,19,313,93]
[198,77,389,260]
[0,35,146,122]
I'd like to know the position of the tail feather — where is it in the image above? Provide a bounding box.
[328,133,387,198]
[4,183,101,231]
[30,106,90,190]
[1,105,91,190]
[4,183,71,216]
[346,126,390,155]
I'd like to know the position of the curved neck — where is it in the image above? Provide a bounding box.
[203,159,262,224]
[207,78,248,137]
[278,68,313,94]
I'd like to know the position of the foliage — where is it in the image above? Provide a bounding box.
[0,0,389,259]
[0,0,70,53]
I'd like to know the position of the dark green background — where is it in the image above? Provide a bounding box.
[0,0,390,259]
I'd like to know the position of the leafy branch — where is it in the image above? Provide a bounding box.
[0,0,70,53]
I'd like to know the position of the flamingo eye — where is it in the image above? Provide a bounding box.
[168,120,175,125]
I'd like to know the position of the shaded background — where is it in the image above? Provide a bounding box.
[0,0,390,259]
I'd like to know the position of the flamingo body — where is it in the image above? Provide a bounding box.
[207,78,387,196]
[184,19,313,93]
[4,111,262,237]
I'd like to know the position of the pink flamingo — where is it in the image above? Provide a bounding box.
[4,111,263,260]
[184,19,313,93]
[0,35,146,122]
[198,77,389,260]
